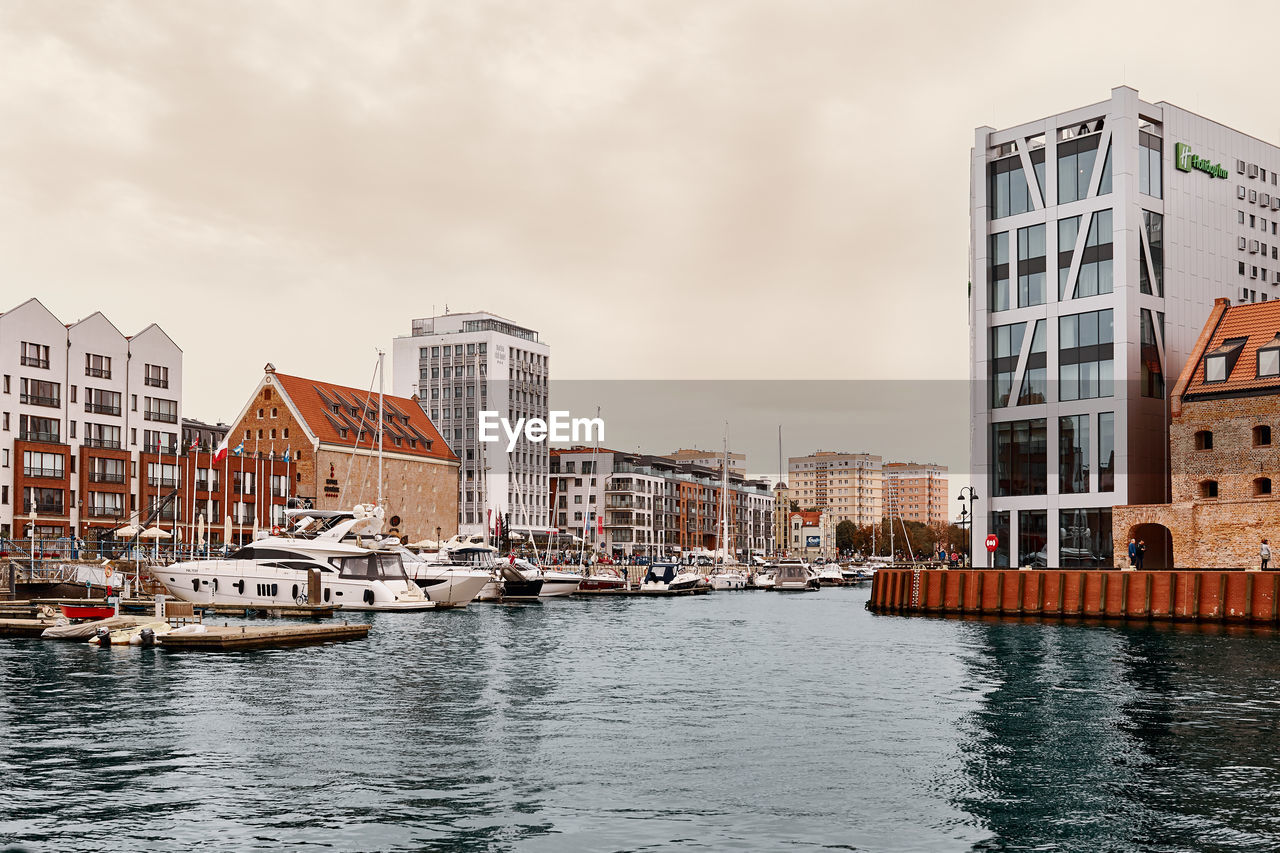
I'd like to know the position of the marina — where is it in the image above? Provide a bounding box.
[2,585,1279,851]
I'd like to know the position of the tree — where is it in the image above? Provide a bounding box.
[835,520,856,552]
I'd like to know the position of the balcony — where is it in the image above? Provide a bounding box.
[23,501,65,515]
[145,411,179,424]
[18,431,60,444]
[85,403,121,416]
[85,366,112,379]
[148,477,181,489]
[87,506,124,518]
[144,376,169,389]
[20,355,49,369]
[84,437,122,449]
[143,444,177,455]
[20,394,59,408]
[89,471,126,484]
[195,480,220,493]
[23,467,65,479]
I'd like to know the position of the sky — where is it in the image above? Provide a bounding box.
[3,0,1280,483]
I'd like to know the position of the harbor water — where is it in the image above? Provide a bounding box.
[2,586,1280,852]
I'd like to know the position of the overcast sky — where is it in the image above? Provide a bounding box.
[3,0,1279,482]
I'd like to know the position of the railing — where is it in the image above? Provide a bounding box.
[85,366,112,379]
[19,431,61,444]
[22,467,64,479]
[145,411,179,423]
[144,376,169,388]
[143,444,178,455]
[195,480,220,493]
[148,477,180,489]
[20,356,49,369]
[84,437,122,449]
[22,501,65,514]
[85,403,121,416]
[88,471,126,484]
[87,506,125,518]
[19,394,59,407]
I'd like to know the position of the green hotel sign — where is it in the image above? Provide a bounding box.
[1175,142,1228,179]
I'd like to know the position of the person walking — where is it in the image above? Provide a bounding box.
[1136,539,1147,570]
[1262,538,1271,571]
[1127,538,1138,568]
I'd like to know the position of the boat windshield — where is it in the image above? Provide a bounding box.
[335,553,408,581]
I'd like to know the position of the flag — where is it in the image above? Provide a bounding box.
[189,438,199,452]
[232,440,244,457]
[282,447,291,463]
[212,435,231,465]
[597,515,603,536]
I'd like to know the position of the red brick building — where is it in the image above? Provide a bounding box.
[1114,298,1280,568]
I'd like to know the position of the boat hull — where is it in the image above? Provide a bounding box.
[153,560,435,611]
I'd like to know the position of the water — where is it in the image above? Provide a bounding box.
[2,587,1280,852]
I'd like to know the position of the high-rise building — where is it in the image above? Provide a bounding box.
[971,86,1278,568]
[883,462,949,527]
[391,311,550,537]
[661,448,746,477]
[787,450,882,526]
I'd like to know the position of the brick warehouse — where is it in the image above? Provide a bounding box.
[1114,298,1280,568]
[224,365,459,542]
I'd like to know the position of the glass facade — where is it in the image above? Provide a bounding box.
[1018,320,1047,405]
[992,419,1047,497]
[1099,412,1115,492]
[989,150,1045,219]
[1057,134,1101,204]
[990,232,1010,312]
[1057,215,1079,299]
[1018,510,1048,567]
[1073,209,1113,298]
[1140,309,1165,399]
[990,322,1025,408]
[989,511,1010,568]
[1141,210,1164,297]
[1139,130,1162,199]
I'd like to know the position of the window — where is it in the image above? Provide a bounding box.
[991,418,1047,497]
[1204,338,1246,382]
[1194,430,1213,451]
[1059,508,1113,568]
[144,364,169,388]
[18,415,59,443]
[1018,509,1048,567]
[1255,478,1272,497]
[1099,412,1115,492]
[1199,480,1219,499]
[145,397,179,423]
[1258,339,1280,376]
[1072,209,1113,298]
[1139,130,1162,198]
[1017,224,1046,307]
[22,450,64,479]
[990,322,1025,408]
[1058,310,1114,401]
[1057,133,1101,204]
[989,150,1043,219]
[1057,216,1080,299]
[1140,309,1165,398]
[85,388,121,416]
[85,353,111,379]
[1254,425,1273,448]
[1017,320,1047,405]
[20,342,50,369]
[1059,415,1089,494]
[1140,211,1164,296]
[19,378,60,407]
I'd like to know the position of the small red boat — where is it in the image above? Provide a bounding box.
[60,604,117,620]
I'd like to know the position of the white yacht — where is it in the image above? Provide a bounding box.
[396,546,492,608]
[815,562,845,586]
[708,569,749,590]
[153,507,435,611]
[751,569,776,589]
[640,562,705,592]
[772,558,819,592]
[513,559,582,597]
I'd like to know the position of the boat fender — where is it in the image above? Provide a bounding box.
[139,628,156,647]
[192,578,200,592]
[363,589,375,605]
[211,578,218,591]
[95,626,112,646]
[235,580,245,594]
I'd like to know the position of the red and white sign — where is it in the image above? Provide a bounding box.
[985,535,999,552]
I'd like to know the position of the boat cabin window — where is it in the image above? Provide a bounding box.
[334,553,407,581]
[229,546,314,562]
[262,560,332,574]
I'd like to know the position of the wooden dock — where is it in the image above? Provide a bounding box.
[0,617,61,637]
[158,622,370,650]
[199,604,340,618]
[868,568,1280,625]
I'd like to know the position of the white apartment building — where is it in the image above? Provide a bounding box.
[661,448,746,477]
[971,86,1280,568]
[787,450,882,526]
[391,311,550,536]
[0,297,182,541]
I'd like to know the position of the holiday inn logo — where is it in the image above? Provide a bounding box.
[1175,142,1228,179]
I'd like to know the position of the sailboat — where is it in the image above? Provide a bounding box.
[708,427,749,591]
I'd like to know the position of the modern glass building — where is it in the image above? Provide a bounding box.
[970,86,1280,568]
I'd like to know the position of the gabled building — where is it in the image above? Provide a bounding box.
[221,365,459,543]
[1114,298,1280,568]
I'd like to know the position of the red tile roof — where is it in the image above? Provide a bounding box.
[789,510,822,525]
[1179,298,1280,399]
[273,372,457,463]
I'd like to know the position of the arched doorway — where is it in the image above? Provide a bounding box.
[1127,523,1174,569]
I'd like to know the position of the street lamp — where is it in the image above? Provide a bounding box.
[957,487,979,568]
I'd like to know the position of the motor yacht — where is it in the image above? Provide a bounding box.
[578,566,628,591]
[640,562,705,592]
[772,558,819,591]
[708,569,749,590]
[816,562,845,586]
[153,506,435,611]
[512,558,582,597]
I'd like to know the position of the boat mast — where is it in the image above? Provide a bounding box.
[377,350,385,512]
[720,425,729,564]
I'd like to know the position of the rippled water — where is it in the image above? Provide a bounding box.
[3,586,1280,852]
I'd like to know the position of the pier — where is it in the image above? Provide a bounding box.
[158,622,370,650]
[867,568,1280,625]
